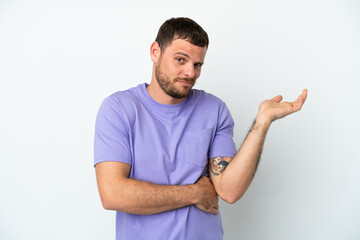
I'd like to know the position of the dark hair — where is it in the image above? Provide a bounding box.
[155,17,209,51]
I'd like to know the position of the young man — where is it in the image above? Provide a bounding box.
[94,17,307,240]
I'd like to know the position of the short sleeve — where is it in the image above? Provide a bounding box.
[93,96,132,166]
[209,102,237,158]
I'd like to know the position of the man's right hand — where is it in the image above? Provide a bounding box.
[194,176,219,215]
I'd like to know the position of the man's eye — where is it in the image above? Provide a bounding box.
[176,58,184,63]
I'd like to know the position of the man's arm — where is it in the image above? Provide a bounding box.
[210,89,308,204]
[95,161,219,215]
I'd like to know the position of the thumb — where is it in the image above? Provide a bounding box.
[271,95,283,103]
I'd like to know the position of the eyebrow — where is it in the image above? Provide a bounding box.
[174,52,204,65]
[174,52,190,58]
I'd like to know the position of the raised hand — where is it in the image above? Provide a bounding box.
[257,89,308,125]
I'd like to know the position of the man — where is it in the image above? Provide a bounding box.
[94,17,307,240]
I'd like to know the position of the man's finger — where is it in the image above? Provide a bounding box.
[301,89,308,103]
[271,95,283,103]
[292,89,308,110]
[295,89,307,103]
[210,208,219,215]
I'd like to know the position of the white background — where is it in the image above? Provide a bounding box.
[1,0,359,239]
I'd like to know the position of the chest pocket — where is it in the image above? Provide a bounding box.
[184,129,213,168]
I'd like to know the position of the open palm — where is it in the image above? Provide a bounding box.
[259,89,308,122]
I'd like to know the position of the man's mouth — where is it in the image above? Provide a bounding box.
[176,79,195,87]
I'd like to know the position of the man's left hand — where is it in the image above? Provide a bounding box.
[257,89,308,126]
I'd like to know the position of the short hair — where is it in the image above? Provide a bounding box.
[155,17,209,51]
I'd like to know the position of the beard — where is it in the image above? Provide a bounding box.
[155,63,195,99]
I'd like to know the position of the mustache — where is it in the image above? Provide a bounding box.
[175,78,195,84]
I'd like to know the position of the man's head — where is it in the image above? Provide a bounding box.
[155,17,209,52]
[149,17,209,101]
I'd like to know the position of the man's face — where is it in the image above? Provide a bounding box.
[155,38,207,99]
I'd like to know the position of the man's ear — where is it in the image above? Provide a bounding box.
[150,41,161,63]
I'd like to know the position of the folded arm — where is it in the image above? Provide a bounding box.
[95,161,219,215]
[210,89,308,204]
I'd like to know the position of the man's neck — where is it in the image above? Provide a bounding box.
[146,81,186,105]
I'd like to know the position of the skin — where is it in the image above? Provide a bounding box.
[95,37,308,215]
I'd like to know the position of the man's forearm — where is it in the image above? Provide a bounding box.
[101,177,199,215]
[96,161,218,215]
[215,115,271,203]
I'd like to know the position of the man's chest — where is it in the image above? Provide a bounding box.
[126,108,217,185]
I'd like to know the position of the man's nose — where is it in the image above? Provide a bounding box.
[183,64,196,79]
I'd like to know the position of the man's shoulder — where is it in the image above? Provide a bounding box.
[100,84,145,110]
[98,84,144,120]
[106,84,143,102]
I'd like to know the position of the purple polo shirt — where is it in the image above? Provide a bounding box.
[94,83,237,240]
